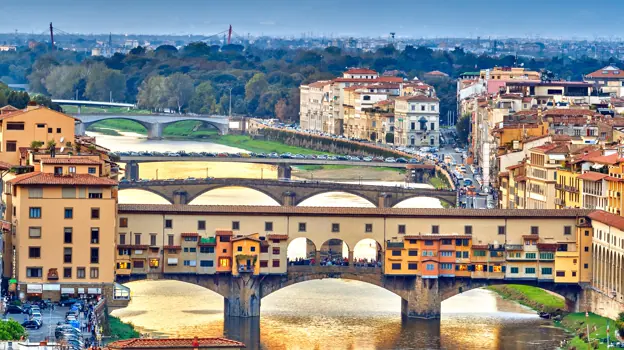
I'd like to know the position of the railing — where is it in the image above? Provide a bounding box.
[555,184,563,190]
[238,265,254,273]
[505,244,523,251]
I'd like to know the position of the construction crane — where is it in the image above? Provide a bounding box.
[227,25,232,45]
[49,22,54,51]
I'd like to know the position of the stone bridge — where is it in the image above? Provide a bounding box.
[118,178,458,208]
[117,266,584,319]
[73,114,229,139]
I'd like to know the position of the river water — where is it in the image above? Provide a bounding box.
[88,130,568,349]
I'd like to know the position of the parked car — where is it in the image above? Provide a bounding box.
[30,311,43,323]
[4,305,23,314]
[58,298,80,307]
[22,320,42,329]
[385,157,397,163]
[396,158,408,163]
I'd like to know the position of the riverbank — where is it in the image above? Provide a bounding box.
[107,315,140,340]
[486,285,619,349]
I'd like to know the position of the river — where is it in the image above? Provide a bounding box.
[86,130,568,349]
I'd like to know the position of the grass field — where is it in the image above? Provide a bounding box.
[486,284,565,312]
[86,119,220,138]
[108,316,140,340]
[207,135,333,155]
[561,312,617,349]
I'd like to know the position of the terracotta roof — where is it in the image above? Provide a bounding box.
[307,81,331,89]
[499,172,509,177]
[588,210,624,231]
[232,235,261,242]
[578,172,609,181]
[0,161,12,171]
[266,234,288,240]
[118,204,593,219]
[395,95,439,102]
[106,337,245,349]
[164,245,181,250]
[40,157,102,165]
[531,143,569,154]
[8,172,117,186]
[180,232,199,237]
[216,230,233,236]
[585,65,624,79]
[587,153,618,165]
[543,109,597,117]
[0,105,18,112]
[537,243,558,251]
[345,68,378,75]
[522,235,539,240]
[522,97,533,103]
[514,175,527,182]
[506,163,524,170]
[424,70,449,77]
[404,234,471,240]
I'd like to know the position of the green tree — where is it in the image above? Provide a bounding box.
[0,320,26,340]
[456,114,471,146]
[85,63,126,102]
[165,73,194,113]
[244,73,268,102]
[44,65,86,99]
[189,81,217,114]
[137,76,167,111]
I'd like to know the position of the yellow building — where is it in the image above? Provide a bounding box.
[0,105,76,166]
[480,67,541,81]
[555,168,582,209]
[525,143,568,209]
[4,171,118,301]
[232,234,261,276]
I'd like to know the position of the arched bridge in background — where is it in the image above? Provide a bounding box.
[118,265,584,319]
[72,114,230,139]
[117,178,458,208]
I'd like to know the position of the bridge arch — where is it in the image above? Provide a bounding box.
[186,185,282,206]
[392,195,453,208]
[82,117,151,131]
[295,190,377,208]
[118,188,174,204]
[353,238,383,263]
[161,119,223,134]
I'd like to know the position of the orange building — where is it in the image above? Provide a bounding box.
[215,230,233,273]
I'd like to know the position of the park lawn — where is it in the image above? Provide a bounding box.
[108,316,140,340]
[486,284,565,312]
[429,176,450,189]
[208,135,332,155]
[562,312,617,350]
[86,119,147,134]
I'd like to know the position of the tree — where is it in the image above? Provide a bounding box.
[44,65,86,99]
[244,73,268,102]
[456,114,471,146]
[274,99,287,121]
[137,76,167,111]
[85,63,126,102]
[189,81,217,114]
[385,132,394,144]
[0,320,25,340]
[165,73,194,113]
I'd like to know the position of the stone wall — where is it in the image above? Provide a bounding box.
[581,287,624,320]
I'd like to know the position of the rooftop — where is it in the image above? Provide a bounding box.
[589,210,624,231]
[585,65,624,79]
[395,95,439,102]
[40,157,102,165]
[578,172,609,181]
[8,172,117,186]
[106,338,245,349]
[345,68,378,75]
[118,204,592,219]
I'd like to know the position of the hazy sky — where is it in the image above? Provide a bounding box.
[0,0,621,39]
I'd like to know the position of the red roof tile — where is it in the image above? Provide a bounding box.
[266,234,288,240]
[8,172,117,186]
[588,210,624,231]
[0,161,12,170]
[425,70,449,77]
[587,153,618,165]
[232,235,261,242]
[180,233,199,237]
[395,95,439,102]
[106,337,245,349]
[578,172,609,181]
[531,143,569,154]
[40,157,102,165]
[585,66,624,79]
[216,230,233,236]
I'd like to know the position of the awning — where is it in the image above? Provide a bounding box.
[549,154,565,160]
[167,258,178,265]
[87,288,101,294]
[27,284,42,293]
[61,287,75,294]
[591,164,605,169]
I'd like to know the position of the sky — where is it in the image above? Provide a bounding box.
[0,0,622,39]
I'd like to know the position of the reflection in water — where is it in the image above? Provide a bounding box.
[112,280,567,350]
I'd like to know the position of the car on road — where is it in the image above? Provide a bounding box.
[58,298,80,307]
[396,158,408,163]
[316,155,328,160]
[4,305,23,314]
[385,157,396,163]
[363,157,373,162]
[256,153,267,158]
[268,153,279,158]
[30,311,43,323]
[292,154,305,159]
[373,156,384,162]
[459,166,467,173]
[408,158,420,164]
[217,152,228,157]
[22,320,42,329]
[230,153,242,158]
[240,153,251,158]
[280,153,293,159]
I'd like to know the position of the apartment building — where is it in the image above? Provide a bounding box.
[525,143,567,209]
[299,81,331,132]
[394,95,440,147]
[343,84,399,140]
[584,65,624,98]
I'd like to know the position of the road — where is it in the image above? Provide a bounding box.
[438,139,489,209]
[4,305,92,342]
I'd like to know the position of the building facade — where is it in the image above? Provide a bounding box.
[394,95,440,147]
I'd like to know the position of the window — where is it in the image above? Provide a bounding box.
[464,225,472,235]
[219,236,230,242]
[391,263,401,270]
[200,247,214,254]
[473,250,486,257]
[119,233,127,245]
[365,224,372,233]
[237,246,243,252]
[525,253,536,259]
[91,228,100,244]
[299,223,306,232]
[63,267,72,278]
[498,226,506,235]
[64,248,72,263]
[119,217,128,227]
[556,271,565,277]
[90,267,99,279]
[420,105,426,111]
[585,230,589,236]
[134,261,144,269]
[441,263,452,270]
[564,226,571,235]
[88,190,102,199]
[462,251,469,258]
[426,264,435,271]
[510,267,519,274]
[26,267,42,278]
[36,124,45,128]
[250,247,256,252]
[29,207,41,218]
[332,223,340,232]
[408,250,418,256]
[440,251,453,257]
[265,222,273,231]
[432,225,439,234]
[232,221,240,230]
[63,228,72,244]
[541,268,552,275]
[272,260,280,268]
[272,247,280,255]
[91,208,100,219]
[29,247,41,258]
[456,251,461,258]
[525,267,536,274]
[398,225,406,234]
[198,220,206,230]
[584,263,589,269]
[572,271,577,277]
[584,246,589,252]
[165,219,173,229]
[424,241,433,246]
[90,248,99,264]
[261,245,268,253]
[29,227,41,238]
[5,141,16,152]
[408,263,418,270]
[150,234,157,246]
[392,250,401,256]
[64,208,73,219]
[260,261,268,268]
[28,187,43,198]
[183,260,197,267]
[88,167,96,174]
[441,239,452,245]
[56,127,61,133]
[77,267,86,279]
[68,166,76,174]
[200,260,214,267]
[6,122,24,130]
[531,226,539,235]
[539,252,554,260]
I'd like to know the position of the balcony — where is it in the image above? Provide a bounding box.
[505,244,523,251]
[565,186,579,193]
[555,184,563,190]
[237,265,255,273]
[554,198,565,206]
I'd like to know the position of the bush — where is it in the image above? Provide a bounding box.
[0,320,26,340]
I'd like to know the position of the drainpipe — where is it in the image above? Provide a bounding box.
[162,213,165,274]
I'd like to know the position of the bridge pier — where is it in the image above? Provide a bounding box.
[125,161,140,181]
[282,191,296,206]
[224,275,261,317]
[75,122,86,136]
[378,193,392,208]
[148,122,163,140]
[400,277,442,319]
[173,190,188,205]
[277,164,292,180]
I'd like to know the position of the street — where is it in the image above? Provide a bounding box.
[4,306,92,343]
